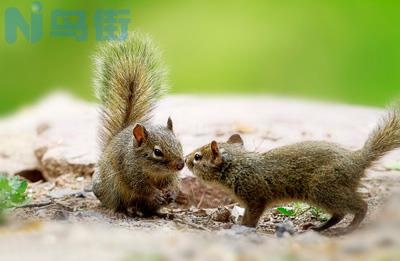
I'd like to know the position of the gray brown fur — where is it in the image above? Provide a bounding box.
[92,32,184,215]
[186,106,400,232]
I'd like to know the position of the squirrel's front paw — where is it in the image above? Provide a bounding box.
[161,189,177,204]
[152,191,167,206]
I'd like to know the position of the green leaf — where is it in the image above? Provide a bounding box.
[277,207,295,217]
[0,175,11,192]
[9,176,22,191]
[319,213,330,222]
[310,207,330,221]
[16,180,27,195]
[0,174,29,212]
[293,202,309,215]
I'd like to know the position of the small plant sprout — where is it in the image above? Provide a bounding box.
[276,202,329,222]
[310,207,330,222]
[0,173,30,223]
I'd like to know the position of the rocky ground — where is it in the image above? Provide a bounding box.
[1,93,400,260]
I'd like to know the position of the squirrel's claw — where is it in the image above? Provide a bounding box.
[153,191,167,206]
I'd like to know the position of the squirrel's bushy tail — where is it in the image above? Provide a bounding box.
[94,31,168,150]
[361,104,400,168]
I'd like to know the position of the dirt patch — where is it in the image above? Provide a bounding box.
[10,170,399,237]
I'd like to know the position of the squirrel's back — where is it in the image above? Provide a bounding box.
[93,31,168,150]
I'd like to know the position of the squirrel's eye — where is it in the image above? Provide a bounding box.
[194,153,202,161]
[154,148,164,157]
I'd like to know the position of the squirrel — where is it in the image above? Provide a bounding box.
[186,105,400,232]
[91,31,185,216]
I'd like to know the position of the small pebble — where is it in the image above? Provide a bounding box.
[231,206,245,223]
[212,207,231,223]
[48,188,83,199]
[230,224,257,235]
[343,243,368,255]
[53,210,69,221]
[193,209,208,217]
[275,223,295,238]
[84,184,93,192]
[376,237,395,248]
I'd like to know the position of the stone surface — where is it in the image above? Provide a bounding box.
[0,107,40,176]
[0,93,99,179]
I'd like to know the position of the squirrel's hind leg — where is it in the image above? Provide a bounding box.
[344,199,368,233]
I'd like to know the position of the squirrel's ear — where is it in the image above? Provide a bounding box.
[133,124,147,146]
[167,117,173,132]
[210,140,222,164]
[227,134,244,146]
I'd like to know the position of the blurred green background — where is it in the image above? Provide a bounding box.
[0,0,399,115]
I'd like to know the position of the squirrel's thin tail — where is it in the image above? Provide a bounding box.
[93,31,168,150]
[360,103,400,168]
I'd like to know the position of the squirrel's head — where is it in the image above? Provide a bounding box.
[185,134,244,182]
[132,117,184,175]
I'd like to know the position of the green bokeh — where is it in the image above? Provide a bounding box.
[1,0,399,114]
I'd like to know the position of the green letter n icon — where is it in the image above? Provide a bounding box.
[5,2,43,44]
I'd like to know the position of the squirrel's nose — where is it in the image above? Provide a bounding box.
[176,159,185,170]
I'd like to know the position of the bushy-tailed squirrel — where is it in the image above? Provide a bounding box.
[92,32,185,216]
[186,106,400,232]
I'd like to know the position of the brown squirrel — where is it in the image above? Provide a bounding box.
[91,32,185,216]
[186,106,400,232]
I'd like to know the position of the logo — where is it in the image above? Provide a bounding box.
[5,2,131,44]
